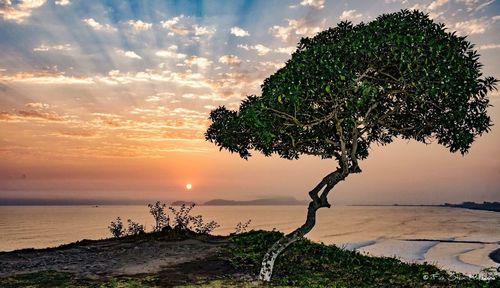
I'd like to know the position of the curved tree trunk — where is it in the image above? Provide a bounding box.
[258,168,350,281]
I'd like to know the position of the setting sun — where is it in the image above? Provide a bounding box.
[186,183,192,190]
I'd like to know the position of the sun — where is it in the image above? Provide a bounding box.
[186,183,192,190]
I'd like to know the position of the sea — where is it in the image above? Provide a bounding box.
[0,205,498,276]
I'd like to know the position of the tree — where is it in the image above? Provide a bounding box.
[205,10,497,281]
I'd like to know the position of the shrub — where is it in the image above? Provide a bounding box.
[108,217,124,238]
[169,204,220,234]
[126,219,145,236]
[148,201,170,232]
[189,215,220,234]
[169,203,195,229]
[234,219,252,234]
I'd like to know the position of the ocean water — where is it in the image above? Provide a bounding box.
[0,205,498,275]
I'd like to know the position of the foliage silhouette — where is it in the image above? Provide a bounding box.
[108,217,124,238]
[126,219,145,236]
[148,201,170,232]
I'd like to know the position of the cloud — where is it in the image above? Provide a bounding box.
[193,24,216,36]
[300,0,325,9]
[230,26,250,37]
[145,96,161,102]
[456,0,494,12]
[25,102,50,109]
[275,46,295,54]
[238,44,272,55]
[55,0,70,6]
[0,71,94,84]
[155,45,187,59]
[218,55,242,65]
[184,56,213,69]
[238,44,294,56]
[428,0,449,10]
[269,18,325,43]
[33,44,72,52]
[453,17,493,35]
[127,19,152,31]
[339,10,363,21]
[83,18,117,32]
[116,49,142,59]
[161,15,190,35]
[161,15,215,37]
[97,69,214,89]
[475,0,495,11]
[0,104,67,122]
[56,130,97,138]
[0,0,46,23]
[259,61,286,70]
[478,43,500,50]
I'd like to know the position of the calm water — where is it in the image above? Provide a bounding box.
[0,205,498,275]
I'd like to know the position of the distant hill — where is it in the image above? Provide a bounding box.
[171,201,196,206]
[203,197,307,206]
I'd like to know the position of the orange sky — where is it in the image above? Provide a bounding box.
[1,0,499,204]
[1,96,499,204]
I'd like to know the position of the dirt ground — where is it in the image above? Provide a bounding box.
[0,235,241,286]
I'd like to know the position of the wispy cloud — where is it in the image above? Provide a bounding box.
[0,103,69,122]
[300,0,325,9]
[0,0,46,23]
[339,10,364,21]
[479,43,500,50]
[219,55,242,65]
[0,71,94,84]
[238,44,272,55]
[127,19,152,31]
[82,18,117,32]
[428,0,449,11]
[269,18,325,43]
[230,26,250,37]
[55,0,70,6]
[453,17,495,35]
[161,15,215,37]
[184,56,213,69]
[155,45,187,59]
[33,44,72,52]
[116,49,142,60]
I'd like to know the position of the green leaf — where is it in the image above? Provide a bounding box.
[278,94,283,104]
[340,75,346,81]
[325,85,331,94]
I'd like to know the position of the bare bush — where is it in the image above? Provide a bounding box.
[168,204,220,234]
[108,217,124,238]
[189,214,220,234]
[234,219,252,234]
[169,204,195,229]
[148,201,170,232]
[126,219,145,236]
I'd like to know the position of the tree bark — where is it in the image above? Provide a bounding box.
[258,168,349,281]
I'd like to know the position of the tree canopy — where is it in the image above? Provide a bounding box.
[206,10,496,172]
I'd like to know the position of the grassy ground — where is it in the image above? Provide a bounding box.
[1,230,498,287]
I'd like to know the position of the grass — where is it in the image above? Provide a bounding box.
[227,230,500,287]
[1,230,499,287]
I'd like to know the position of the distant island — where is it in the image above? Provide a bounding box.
[170,201,196,206]
[440,201,500,212]
[203,197,308,206]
